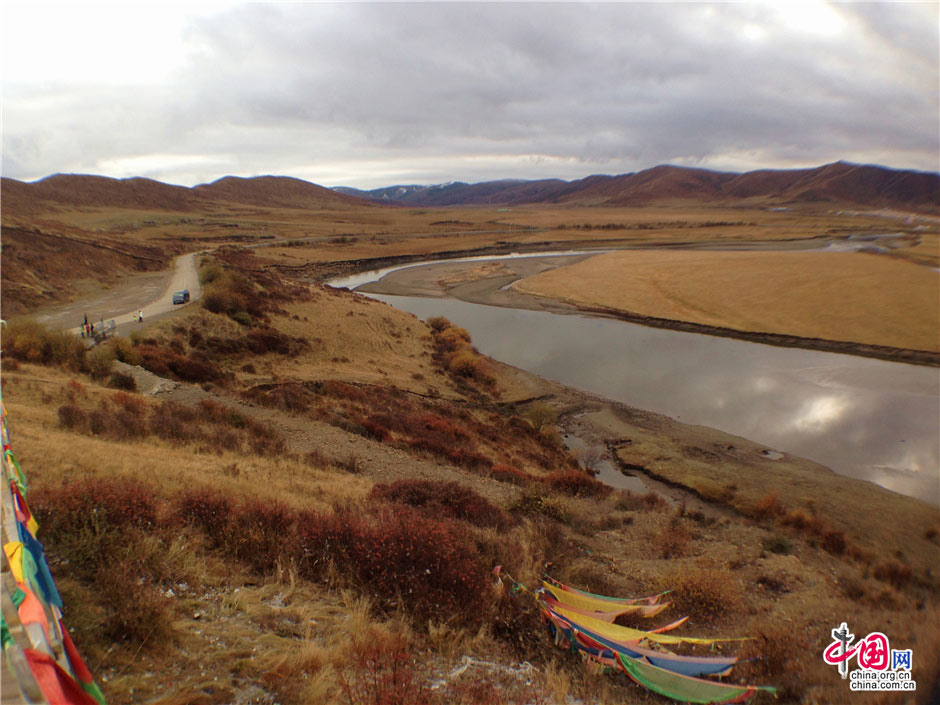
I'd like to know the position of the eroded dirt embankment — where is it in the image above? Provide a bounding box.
[1,226,169,316]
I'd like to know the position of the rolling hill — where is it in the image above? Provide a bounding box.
[0,173,373,216]
[2,161,937,217]
[335,161,940,211]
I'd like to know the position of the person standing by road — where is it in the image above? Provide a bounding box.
[137,310,143,323]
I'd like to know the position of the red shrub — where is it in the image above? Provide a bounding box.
[821,527,847,556]
[176,488,233,545]
[416,414,466,439]
[873,560,912,590]
[112,391,146,415]
[488,464,535,486]
[226,500,298,573]
[33,477,157,539]
[360,417,392,442]
[370,479,511,530]
[136,344,223,384]
[298,506,488,623]
[339,626,429,705]
[544,469,611,498]
[320,380,366,402]
[149,401,197,442]
[57,404,87,430]
[446,448,491,469]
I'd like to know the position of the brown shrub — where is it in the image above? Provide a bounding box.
[752,492,786,520]
[298,506,489,624]
[96,559,172,645]
[665,561,742,623]
[436,326,472,353]
[657,520,692,559]
[106,371,137,391]
[544,469,611,498]
[3,318,86,369]
[736,621,809,701]
[226,500,299,573]
[57,403,88,431]
[175,487,233,544]
[320,379,366,401]
[427,316,450,332]
[614,490,667,512]
[489,464,536,486]
[32,477,158,581]
[509,493,568,523]
[370,479,511,530]
[339,625,429,705]
[360,417,392,442]
[873,560,913,590]
[821,527,847,556]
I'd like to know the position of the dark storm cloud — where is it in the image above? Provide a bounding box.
[3,2,937,187]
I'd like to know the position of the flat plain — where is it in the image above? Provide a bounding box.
[512,249,940,352]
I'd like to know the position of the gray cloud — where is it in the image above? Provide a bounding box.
[3,2,937,188]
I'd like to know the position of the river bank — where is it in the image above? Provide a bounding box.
[356,253,940,367]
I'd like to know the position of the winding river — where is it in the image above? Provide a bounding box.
[329,250,939,504]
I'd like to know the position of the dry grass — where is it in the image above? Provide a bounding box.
[3,365,372,511]
[271,287,448,395]
[5,210,939,704]
[514,249,940,351]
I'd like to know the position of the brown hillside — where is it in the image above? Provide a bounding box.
[776,162,940,209]
[1,174,200,212]
[557,162,939,212]
[723,167,820,200]
[193,175,372,210]
[572,165,735,205]
[0,226,168,315]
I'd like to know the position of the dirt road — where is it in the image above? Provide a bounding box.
[33,253,203,335]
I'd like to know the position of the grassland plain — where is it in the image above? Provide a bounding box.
[512,249,940,354]
[6,174,936,315]
[2,246,938,704]
[4,178,940,702]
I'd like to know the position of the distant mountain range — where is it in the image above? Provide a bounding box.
[335,162,940,212]
[0,174,369,214]
[2,162,937,214]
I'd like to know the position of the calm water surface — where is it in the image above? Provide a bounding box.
[330,257,940,503]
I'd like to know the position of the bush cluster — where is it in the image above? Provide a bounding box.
[4,318,88,370]
[303,505,489,623]
[199,250,311,323]
[136,343,226,384]
[175,490,491,624]
[488,464,538,486]
[339,625,429,705]
[509,492,569,523]
[613,489,668,512]
[299,380,572,475]
[665,561,742,622]
[543,469,611,498]
[427,317,495,385]
[872,560,913,590]
[657,519,692,559]
[56,393,287,457]
[32,478,170,644]
[370,479,512,530]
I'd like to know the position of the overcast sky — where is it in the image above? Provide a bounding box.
[2,1,938,189]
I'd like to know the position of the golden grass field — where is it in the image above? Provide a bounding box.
[513,250,940,352]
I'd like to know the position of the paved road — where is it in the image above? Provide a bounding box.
[32,253,203,336]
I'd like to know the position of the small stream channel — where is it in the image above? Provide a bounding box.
[327,246,939,504]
